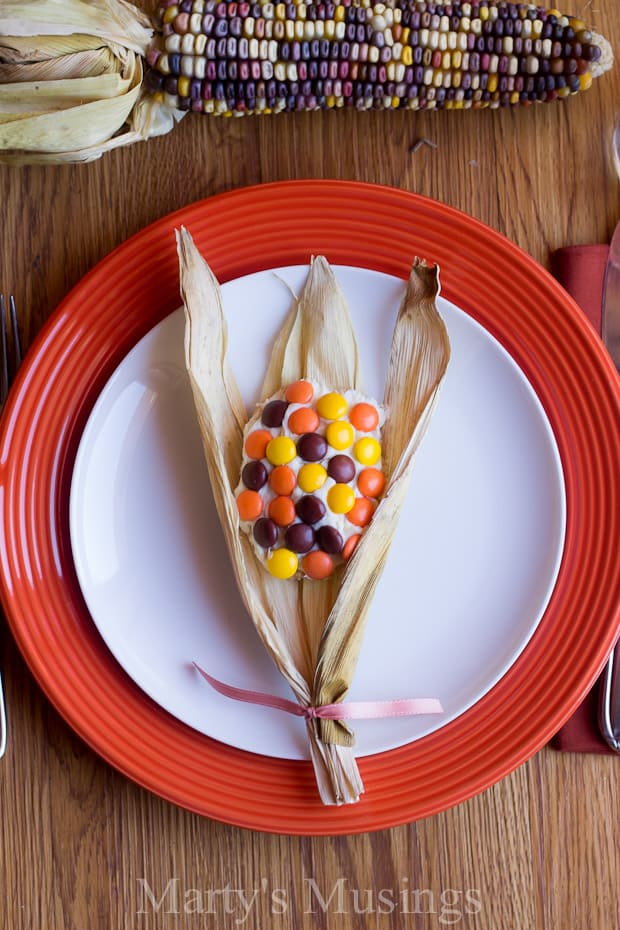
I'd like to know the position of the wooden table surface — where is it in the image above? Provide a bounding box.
[1,2,619,928]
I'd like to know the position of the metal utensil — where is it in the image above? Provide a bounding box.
[0,294,22,759]
[598,123,620,752]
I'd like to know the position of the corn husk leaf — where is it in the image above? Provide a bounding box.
[179,231,451,805]
[0,34,106,62]
[260,256,365,751]
[179,233,366,804]
[0,0,182,164]
[0,52,142,153]
[0,48,116,85]
[313,260,451,746]
[0,72,132,108]
[0,0,152,53]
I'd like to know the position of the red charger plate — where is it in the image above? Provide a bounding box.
[1,181,619,835]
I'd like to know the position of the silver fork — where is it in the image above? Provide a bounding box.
[0,294,22,759]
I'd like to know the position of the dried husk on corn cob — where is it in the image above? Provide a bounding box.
[178,228,450,804]
[0,0,614,164]
[0,0,180,164]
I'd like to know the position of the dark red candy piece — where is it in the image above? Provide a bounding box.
[296,494,326,524]
[242,460,268,490]
[261,399,289,427]
[327,454,356,483]
[316,525,344,554]
[253,517,279,548]
[297,432,328,462]
[285,522,315,553]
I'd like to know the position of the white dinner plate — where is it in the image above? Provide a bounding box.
[69,265,566,760]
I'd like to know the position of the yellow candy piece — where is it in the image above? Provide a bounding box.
[298,463,327,492]
[354,436,381,466]
[327,483,355,514]
[326,420,354,450]
[267,548,298,579]
[317,391,348,420]
[266,435,296,466]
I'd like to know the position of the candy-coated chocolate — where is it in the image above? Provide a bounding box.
[242,460,268,490]
[327,483,355,514]
[357,467,385,498]
[326,420,354,450]
[236,489,264,521]
[349,402,379,431]
[285,522,316,553]
[269,464,296,496]
[316,525,344,554]
[288,406,320,434]
[316,391,348,420]
[303,550,335,580]
[262,399,289,427]
[267,547,298,579]
[353,436,381,466]
[327,454,356,483]
[297,432,328,462]
[268,495,296,527]
[342,533,361,560]
[284,379,314,404]
[295,494,326,524]
[266,435,297,465]
[244,428,272,459]
[253,516,278,548]
[347,496,375,527]
[297,463,327,492]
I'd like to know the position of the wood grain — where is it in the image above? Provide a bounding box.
[1,2,619,928]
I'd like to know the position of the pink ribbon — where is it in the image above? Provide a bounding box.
[193,662,443,720]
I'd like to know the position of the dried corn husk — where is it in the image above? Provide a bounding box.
[0,0,181,164]
[178,229,450,804]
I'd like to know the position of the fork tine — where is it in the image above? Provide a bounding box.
[0,295,9,405]
[9,296,22,369]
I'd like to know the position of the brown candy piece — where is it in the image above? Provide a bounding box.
[295,495,326,525]
[327,454,356,483]
[285,522,315,553]
[316,525,344,554]
[242,460,268,490]
[297,432,328,462]
[253,517,279,548]
[261,399,288,428]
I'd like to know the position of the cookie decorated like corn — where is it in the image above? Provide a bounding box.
[236,380,386,579]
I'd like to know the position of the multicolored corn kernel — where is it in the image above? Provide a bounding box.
[145,1,611,114]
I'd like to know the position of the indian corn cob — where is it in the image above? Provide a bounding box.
[0,1,613,162]
[145,1,613,114]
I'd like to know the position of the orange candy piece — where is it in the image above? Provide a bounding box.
[342,534,361,560]
[347,497,375,527]
[349,402,379,432]
[288,406,320,434]
[357,467,385,499]
[236,489,263,521]
[268,495,296,527]
[244,428,272,460]
[269,465,296,496]
[303,550,335,580]
[285,380,314,404]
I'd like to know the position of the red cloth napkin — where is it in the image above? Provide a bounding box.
[549,244,614,753]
